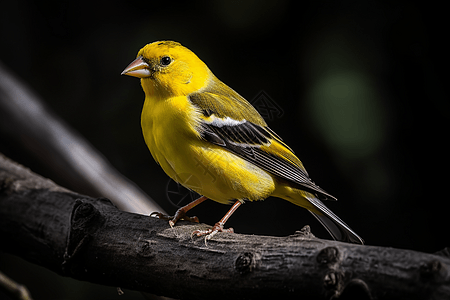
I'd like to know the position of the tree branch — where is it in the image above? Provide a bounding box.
[1,153,449,300]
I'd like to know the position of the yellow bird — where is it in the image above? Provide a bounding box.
[122,41,363,244]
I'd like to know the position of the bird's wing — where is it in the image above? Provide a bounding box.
[188,80,336,201]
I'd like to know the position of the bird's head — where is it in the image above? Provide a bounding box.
[122,41,210,98]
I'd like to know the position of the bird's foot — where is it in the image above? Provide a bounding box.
[150,209,199,228]
[192,222,234,243]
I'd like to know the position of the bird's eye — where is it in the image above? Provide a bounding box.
[160,56,172,66]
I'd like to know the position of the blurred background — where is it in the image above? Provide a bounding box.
[0,0,448,299]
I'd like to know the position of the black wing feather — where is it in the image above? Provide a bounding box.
[200,120,336,200]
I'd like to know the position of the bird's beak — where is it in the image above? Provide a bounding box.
[121,56,152,78]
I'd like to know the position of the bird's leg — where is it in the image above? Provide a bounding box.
[150,195,208,227]
[192,200,242,241]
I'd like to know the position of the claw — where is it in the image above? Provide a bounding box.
[192,222,234,244]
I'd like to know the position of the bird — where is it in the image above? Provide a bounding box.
[121,40,364,244]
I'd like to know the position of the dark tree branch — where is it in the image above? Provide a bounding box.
[1,153,449,300]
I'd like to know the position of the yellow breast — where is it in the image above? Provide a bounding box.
[141,94,275,204]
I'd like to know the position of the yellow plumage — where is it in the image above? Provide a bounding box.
[122,41,363,244]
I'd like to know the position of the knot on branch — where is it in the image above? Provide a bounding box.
[136,240,156,258]
[317,246,339,265]
[316,246,372,299]
[293,225,315,239]
[420,259,444,281]
[235,252,257,275]
[323,271,341,288]
[62,199,105,273]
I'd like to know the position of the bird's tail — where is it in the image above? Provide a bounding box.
[306,195,364,244]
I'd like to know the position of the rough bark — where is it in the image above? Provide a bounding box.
[1,153,449,300]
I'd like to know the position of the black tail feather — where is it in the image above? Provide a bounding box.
[307,196,364,244]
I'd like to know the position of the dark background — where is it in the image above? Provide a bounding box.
[0,0,448,299]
